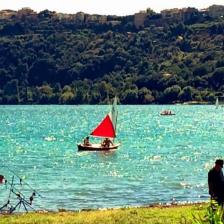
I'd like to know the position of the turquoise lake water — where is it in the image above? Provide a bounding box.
[0,105,224,211]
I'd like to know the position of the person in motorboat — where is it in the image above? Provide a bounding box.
[101,138,113,148]
[160,110,174,115]
[83,136,91,146]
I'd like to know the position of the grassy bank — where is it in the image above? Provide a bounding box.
[0,203,207,224]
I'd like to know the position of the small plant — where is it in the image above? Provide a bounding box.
[192,200,224,224]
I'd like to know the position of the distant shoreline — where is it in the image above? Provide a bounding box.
[0,101,215,106]
[182,101,209,105]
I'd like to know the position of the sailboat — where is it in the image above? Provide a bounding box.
[77,97,120,151]
[215,97,219,109]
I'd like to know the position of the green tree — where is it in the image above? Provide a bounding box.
[178,86,195,102]
[60,85,75,104]
[121,89,138,104]
[162,85,182,103]
[28,59,56,85]
[38,84,54,104]
[3,79,20,104]
[138,87,155,104]
[210,67,224,89]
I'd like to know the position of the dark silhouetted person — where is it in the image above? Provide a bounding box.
[101,138,113,148]
[208,159,224,206]
[83,136,91,146]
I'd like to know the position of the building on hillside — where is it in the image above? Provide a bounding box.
[56,13,65,20]
[85,14,98,23]
[161,7,199,22]
[127,32,133,38]
[207,5,224,18]
[38,10,57,19]
[181,7,199,21]
[98,15,107,24]
[134,10,147,29]
[199,8,209,17]
[161,8,182,20]
[106,20,121,26]
[17,7,35,15]
[85,14,107,24]
[74,12,85,22]
[0,10,16,19]
[56,13,75,21]
[17,7,37,19]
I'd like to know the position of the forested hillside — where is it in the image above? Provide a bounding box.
[0,7,224,104]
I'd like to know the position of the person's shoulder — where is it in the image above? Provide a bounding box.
[208,168,215,174]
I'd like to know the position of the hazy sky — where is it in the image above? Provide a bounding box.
[0,0,224,15]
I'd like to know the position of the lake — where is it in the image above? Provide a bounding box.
[0,105,223,211]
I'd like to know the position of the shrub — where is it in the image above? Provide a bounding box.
[192,200,224,224]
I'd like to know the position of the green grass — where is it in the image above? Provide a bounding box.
[0,203,207,224]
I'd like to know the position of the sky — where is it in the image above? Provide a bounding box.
[0,0,224,16]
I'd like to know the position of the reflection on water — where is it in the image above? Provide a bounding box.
[0,105,223,211]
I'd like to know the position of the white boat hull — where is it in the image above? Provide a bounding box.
[77,143,120,151]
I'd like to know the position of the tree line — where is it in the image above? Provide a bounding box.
[0,9,224,104]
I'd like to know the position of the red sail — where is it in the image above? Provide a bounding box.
[90,114,116,138]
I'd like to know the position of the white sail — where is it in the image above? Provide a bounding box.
[110,97,118,133]
[216,97,219,109]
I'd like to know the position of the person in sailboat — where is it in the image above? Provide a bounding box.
[101,138,113,148]
[83,136,91,146]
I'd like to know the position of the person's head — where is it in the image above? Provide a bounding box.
[215,159,223,170]
[86,136,89,140]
